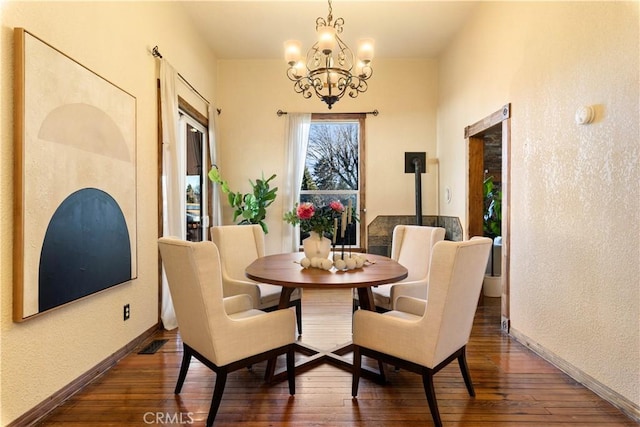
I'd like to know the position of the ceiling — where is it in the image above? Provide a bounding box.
[180,1,479,60]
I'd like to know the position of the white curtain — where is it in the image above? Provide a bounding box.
[208,104,222,227]
[282,113,311,252]
[159,59,183,330]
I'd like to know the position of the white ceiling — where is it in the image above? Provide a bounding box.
[180,1,479,60]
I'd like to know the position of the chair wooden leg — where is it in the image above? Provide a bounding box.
[352,346,361,397]
[264,358,276,382]
[286,346,296,395]
[422,371,442,427]
[457,346,475,397]
[378,360,387,382]
[293,299,302,335]
[206,369,228,427]
[174,345,192,394]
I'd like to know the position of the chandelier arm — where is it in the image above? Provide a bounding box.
[316,17,327,29]
[348,78,368,99]
[286,67,301,82]
[296,81,314,99]
[358,65,373,80]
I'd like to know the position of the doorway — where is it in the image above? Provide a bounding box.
[466,104,511,332]
[181,114,209,242]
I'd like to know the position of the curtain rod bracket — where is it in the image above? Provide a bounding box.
[152,44,211,106]
[151,46,162,58]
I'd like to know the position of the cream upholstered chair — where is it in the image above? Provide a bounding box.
[158,237,296,427]
[211,224,303,335]
[351,237,492,427]
[356,225,445,312]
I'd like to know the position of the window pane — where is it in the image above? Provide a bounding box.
[304,122,359,191]
[185,122,205,242]
[300,118,362,248]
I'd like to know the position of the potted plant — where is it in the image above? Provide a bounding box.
[208,166,277,234]
[483,175,502,297]
[483,175,502,241]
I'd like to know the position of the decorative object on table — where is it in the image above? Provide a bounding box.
[13,28,137,321]
[285,199,362,270]
[283,0,374,109]
[297,253,368,272]
[208,166,277,234]
[284,200,343,258]
[302,231,332,260]
[332,198,358,261]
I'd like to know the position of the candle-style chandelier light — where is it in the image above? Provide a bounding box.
[284,0,374,109]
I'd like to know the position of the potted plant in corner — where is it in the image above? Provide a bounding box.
[483,175,502,297]
[208,166,277,234]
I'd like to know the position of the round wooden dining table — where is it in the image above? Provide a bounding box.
[246,252,407,311]
[245,252,408,382]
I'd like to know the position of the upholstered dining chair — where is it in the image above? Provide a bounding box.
[351,237,492,427]
[211,224,303,335]
[355,225,445,312]
[158,237,296,427]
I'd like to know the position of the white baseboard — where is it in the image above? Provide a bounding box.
[509,327,640,423]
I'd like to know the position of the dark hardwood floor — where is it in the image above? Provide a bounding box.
[37,289,636,426]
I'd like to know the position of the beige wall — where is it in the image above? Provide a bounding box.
[216,58,440,254]
[437,1,639,410]
[0,2,217,423]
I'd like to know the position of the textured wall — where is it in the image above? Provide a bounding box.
[0,2,217,423]
[437,1,639,408]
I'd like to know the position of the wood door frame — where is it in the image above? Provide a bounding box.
[465,103,511,332]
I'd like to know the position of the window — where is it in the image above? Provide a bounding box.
[300,114,366,248]
[180,112,209,242]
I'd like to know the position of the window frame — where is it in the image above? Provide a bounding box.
[303,113,367,250]
[179,111,209,241]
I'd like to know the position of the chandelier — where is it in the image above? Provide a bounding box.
[284,0,374,109]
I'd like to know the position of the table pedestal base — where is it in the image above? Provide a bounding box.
[246,255,408,386]
[266,341,386,384]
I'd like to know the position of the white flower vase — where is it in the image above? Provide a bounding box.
[303,231,332,259]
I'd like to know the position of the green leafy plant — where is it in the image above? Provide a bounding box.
[208,166,277,234]
[483,175,502,239]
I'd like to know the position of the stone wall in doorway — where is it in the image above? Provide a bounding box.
[367,215,463,257]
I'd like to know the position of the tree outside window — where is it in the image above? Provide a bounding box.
[300,118,363,247]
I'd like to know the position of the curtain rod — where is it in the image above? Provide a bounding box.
[152,46,212,108]
[276,109,379,117]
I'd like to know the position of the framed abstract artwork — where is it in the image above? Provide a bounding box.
[13,28,137,321]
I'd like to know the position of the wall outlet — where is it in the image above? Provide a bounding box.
[123,304,130,321]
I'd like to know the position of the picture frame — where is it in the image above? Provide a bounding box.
[13,28,137,321]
